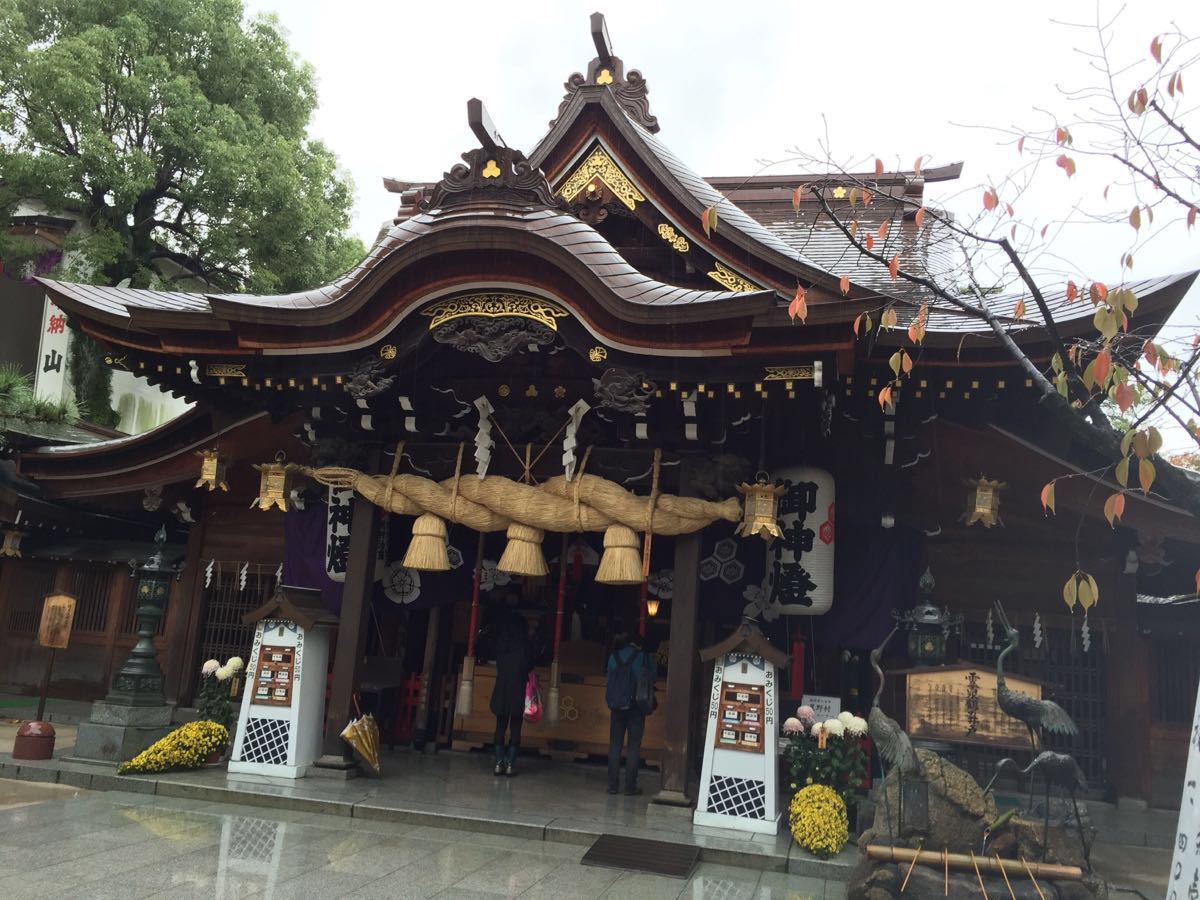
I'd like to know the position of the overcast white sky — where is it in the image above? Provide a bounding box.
[245,0,1200,442]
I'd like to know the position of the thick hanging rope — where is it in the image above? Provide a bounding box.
[298,464,739,536]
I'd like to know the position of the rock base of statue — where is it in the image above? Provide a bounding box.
[72,701,173,763]
[849,749,1103,900]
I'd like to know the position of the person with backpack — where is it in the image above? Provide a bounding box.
[605,629,656,795]
[489,598,532,777]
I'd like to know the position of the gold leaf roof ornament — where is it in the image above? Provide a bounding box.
[557,146,646,210]
[421,293,569,331]
[707,261,764,293]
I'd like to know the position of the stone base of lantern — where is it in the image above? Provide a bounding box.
[72,701,174,763]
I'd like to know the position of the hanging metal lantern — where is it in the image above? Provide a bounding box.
[195,449,229,492]
[963,476,1005,528]
[646,597,661,617]
[0,529,23,558]
[736,473,786,540]
[252,453,295,512]
[894,568,962,665]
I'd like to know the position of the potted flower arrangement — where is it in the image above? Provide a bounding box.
[118,720,229,775]
[196,656,243,760]
[782,706,869,833]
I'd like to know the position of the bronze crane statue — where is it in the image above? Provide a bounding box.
[994,602,1078,754]
[869,625,922,837]
[984,751,1090,868]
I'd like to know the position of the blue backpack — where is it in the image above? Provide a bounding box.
[606,647,656,714]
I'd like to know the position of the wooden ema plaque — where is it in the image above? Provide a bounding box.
[252,645,295,707]
[904,666,1042,749]
[37,594,76,650]
[715,680,765,754]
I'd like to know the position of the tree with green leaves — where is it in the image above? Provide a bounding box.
[0,0,365,293]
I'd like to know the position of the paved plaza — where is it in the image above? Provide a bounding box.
[0,778,844,899]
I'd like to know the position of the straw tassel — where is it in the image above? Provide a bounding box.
[402,513,450,571]
[497,522,549,576]
[596,524,643,584]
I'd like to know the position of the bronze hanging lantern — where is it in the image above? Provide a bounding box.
[894,568,962,665]
[0,529,23,558]
[963,476,1006,528]
[195,449,229,492]
[736,472,786,540]
[252,452,294,512]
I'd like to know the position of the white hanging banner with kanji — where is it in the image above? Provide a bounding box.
[1167,681,1200,899]
[34,296,69,403]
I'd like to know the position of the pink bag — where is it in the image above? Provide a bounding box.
[523,672,543,723]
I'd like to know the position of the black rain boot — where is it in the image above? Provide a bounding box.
[504,744,518,777]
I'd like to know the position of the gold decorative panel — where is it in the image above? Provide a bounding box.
[421,294,570,331]
[707,262,763,293]
[558,147,646,211]
[657,223,690,253]
[206,363,247,378]
[764,366,816,381]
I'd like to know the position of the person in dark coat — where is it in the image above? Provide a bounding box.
[605,629,652,795]
[489,600,532,776]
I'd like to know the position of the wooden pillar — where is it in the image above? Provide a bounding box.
[100,568,131,693]
[319,493,381,764]
[655,530,701,805]
[1105,568,1152,803]
[413,606,442,750]
[164,513,209,706]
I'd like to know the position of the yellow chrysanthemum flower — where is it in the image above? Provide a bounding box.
[118,721,229,775]
[788,784,849,859]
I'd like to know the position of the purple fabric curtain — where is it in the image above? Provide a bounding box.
[283,504,345,614]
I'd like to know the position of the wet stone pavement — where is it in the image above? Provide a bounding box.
[0,778,846,899]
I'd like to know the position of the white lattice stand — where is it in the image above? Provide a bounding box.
[229,586,334,779]
[694,624,788,835]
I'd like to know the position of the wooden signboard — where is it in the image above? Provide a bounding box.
[715,681,765,754]
[252,645,295,707]
[37,593,76,649]
[904,666,1042,749]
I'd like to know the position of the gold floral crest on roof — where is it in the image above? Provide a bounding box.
[421,294,570,331]
[557,146,646,211]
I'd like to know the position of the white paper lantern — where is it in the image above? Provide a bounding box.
[759,466,835,616]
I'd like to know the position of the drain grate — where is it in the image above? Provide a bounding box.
[580,833,699,879]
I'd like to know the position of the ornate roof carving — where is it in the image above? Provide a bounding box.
[549,14,660,134]
[423,145,558,211]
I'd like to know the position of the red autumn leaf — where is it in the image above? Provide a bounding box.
[875,158,884,178]
[1066,280,1079,303]
[1090,282,1108,305]
[701,205,718,236]
[888,255,900,282]
[1041,224,1049,239]
[788,286,808,323]
[792,186,803,211]
[1055,126,1072,145]
[878,220,889,241]
[839,275,850,296]
[914,207,926,229]
[1005,203,1015,219]
[1040,481,1056,515]
[1151,35,1163,64]
[1139,458,1156,495]
[1014,298,1027,319]
[1010,224,1017,242]
[1103,492,1126,527]
[853,312,870,337]
[900,350,913,374]
[1017,136,1025,155]
[1188,207,1197,230]
[914,156,924,175]
[1176,72,1184,95]
[1094,348,1112,385]
[1056,155,1077,177]
[865,234,875,250]
[878,384,894,412]
[1115,382,1135,413]
[861,189,872,206]
[1144,340,1159,368]
[982,188,999,211]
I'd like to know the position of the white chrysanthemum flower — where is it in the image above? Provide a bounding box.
[837,711,855,727]
[201,659,220,676]
[823,718,845,737]
[810,722,825,737]
[215,666,232,681]
[847,716,869,736]
[226,657,244,672]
